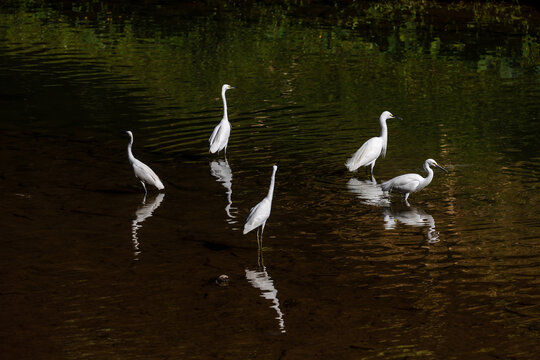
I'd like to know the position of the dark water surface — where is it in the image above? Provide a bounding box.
[2,1,540,358]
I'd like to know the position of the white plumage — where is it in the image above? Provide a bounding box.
[126,131,164,194]
[345,111,400,175]
[243,165,278,247]
[381,158,447,205]
[209,84,235,155]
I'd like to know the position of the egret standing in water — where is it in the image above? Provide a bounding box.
[126,131,165,194]
[243,165,277,249]
[209,84,235,156]
[345,111,401,175]
[381,158,447,205]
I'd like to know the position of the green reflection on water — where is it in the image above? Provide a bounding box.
[1,0,539,162]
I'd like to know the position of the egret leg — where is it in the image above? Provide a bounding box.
[257,244,264,268]
[370,161,376,176]
[140,181,148,195]
[404,193,410,207]
[256,227,262,250]
[260,223,266,244]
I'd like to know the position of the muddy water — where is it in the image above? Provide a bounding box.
[2,1,540,359]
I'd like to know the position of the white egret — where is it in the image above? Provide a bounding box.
[345,111,401,175]
[126,131,164,194]
[381,158,447,205]
[243,165,277,248]
[209,84,235,155]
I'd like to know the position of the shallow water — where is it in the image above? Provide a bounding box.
[2,1,540,359]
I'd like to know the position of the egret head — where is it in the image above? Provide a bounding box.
[380,111,402,121]
[223,84,235,91]
[272,164,278,172]
[125,131,134,146]
[426,159,448,173]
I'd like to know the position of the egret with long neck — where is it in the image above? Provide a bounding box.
[381,158,447,205]
[126,131,164,194]
[345,111,401,175]
[209,84,235,156]
[243,165,278,249]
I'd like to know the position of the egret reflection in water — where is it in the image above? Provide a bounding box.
[245,251,286,334]
[209,159,237,223]
[347,176,390,207]
[382,206,439,243]
[131,193,165,259]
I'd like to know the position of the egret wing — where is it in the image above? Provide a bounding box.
[243,198,271,234]
[209,120,231,153]
[209,121,222,145]
[133,159,164,189]
[345,137,382,171]
[382,173,421,194]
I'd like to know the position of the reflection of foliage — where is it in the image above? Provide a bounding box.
[0,0,538,163]
[2,0,538,68]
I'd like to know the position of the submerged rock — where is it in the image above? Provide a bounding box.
[216,274,230,287]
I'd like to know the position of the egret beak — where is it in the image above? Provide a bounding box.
[392,116,402,120]
[435,164,448,173]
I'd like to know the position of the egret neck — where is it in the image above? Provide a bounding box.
[222,86,229,120]
[420,160,435,190]
[267,166,277,201]
[379,114,388,158]
[127,131,136,164]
